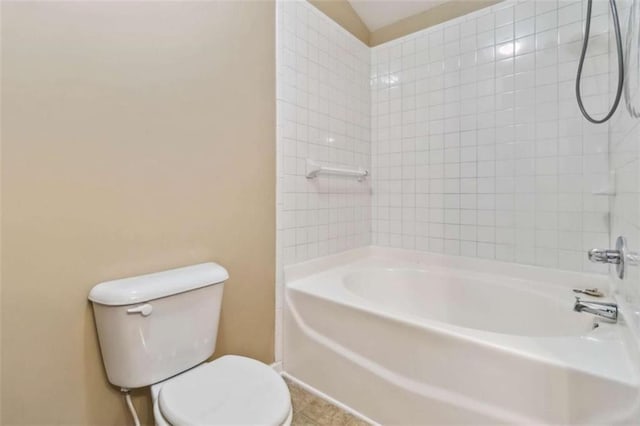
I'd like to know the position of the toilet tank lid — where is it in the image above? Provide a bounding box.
[88,262,228,306]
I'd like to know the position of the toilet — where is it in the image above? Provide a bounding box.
[88,262,292,426]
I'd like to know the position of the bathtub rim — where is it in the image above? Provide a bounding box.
[285,246,610,290]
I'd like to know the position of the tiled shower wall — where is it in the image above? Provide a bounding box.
[370,0,611,273]
[275,0,371,361]
[276,0,632,362]
[610,0,640,332]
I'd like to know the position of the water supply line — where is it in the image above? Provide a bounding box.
[122,388,141,426]
[576,0,625,123]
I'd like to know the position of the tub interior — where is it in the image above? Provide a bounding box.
[344,268,597,337]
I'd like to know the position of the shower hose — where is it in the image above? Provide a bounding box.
[576,0,625,124]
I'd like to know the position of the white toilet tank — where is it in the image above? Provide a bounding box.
[88,262,228,389]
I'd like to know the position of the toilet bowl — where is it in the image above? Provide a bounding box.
[88,262,292,426]
[151,356,292,426]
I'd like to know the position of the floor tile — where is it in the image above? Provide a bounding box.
[284,377,371,426]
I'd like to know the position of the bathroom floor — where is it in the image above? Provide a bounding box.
[285,377,371,426]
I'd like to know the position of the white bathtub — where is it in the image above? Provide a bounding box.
[283,247,640,425]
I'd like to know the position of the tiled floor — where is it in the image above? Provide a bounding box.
[285,377,371,426]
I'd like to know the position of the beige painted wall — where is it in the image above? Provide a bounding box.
[308,0,370,45]
[1,1,275,425]
[369,0,504,46]
[307,0,503,47]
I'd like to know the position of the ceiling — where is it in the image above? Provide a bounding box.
[347,0,449,32]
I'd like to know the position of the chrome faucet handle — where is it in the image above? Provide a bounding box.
[588,236,638,279]
[588,248,621,264]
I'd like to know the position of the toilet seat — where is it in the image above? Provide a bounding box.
[156,355,291,426]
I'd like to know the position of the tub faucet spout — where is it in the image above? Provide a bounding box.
[573,297,617,322]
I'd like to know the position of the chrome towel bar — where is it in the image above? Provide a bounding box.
[305,159,369,181]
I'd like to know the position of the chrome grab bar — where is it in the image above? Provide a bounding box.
[305,159,369,181]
